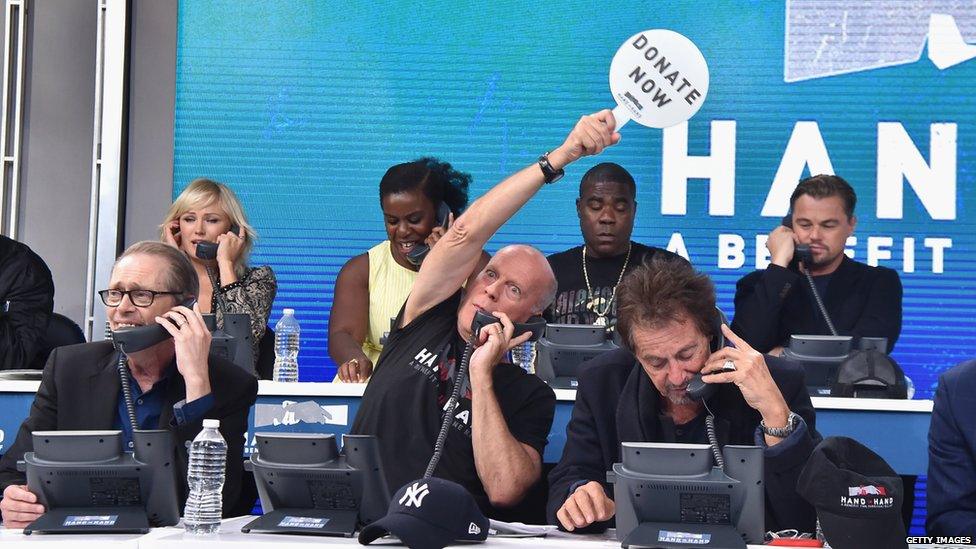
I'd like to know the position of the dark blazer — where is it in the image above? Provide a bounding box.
[0,341,258,516]
[547,348,820,534]
[731,256,902,353]
[0,235,54,370]
[927,359,976,536]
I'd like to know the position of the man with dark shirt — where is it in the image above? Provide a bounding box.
[732,174,902,355]
[0,235,54,370]
[546,163,679,333]
[0,242,257,528]
[548,256,819,533]
[351,111,621,517]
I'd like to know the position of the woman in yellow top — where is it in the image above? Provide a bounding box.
[330,158,488,382]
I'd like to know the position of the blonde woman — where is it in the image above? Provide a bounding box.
[161,178,276,368]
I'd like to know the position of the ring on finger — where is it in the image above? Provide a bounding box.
[722,359,737,372]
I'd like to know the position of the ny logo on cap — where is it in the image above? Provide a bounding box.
[399,482,430,508]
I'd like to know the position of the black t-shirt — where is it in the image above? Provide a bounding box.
[350,290,556,516]
[545,242,683,331]
[811,272,832,300]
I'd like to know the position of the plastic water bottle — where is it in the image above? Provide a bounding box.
[183,419,227,535]
[511,341,536,374]
[904,375,915,399]
[273,308,300,382]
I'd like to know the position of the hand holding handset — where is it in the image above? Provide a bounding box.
[110,297,197,353]
[194,222,242,260]
[685,309,731,401]
[781,215,839,335]
[471,310,546,343]
[423,309,547,479]
[406,203,451,267]
[780,214,813,267]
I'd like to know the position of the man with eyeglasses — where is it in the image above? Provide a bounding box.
[0,241,258,529]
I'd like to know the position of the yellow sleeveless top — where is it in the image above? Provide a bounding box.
[363,240,418,364]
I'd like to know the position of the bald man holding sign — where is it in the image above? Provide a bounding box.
[350,111,621,517]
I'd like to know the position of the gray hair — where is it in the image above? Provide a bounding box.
[116,241,199,299]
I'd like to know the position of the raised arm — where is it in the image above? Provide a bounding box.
[401,111,620,326]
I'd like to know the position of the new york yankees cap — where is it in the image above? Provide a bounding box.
[359,477,489,549]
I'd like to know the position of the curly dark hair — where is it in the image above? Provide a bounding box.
[616,255,717,352]
[378,157,472,216]
[790,174,856,219]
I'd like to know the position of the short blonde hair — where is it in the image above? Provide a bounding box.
[160,178,256,278]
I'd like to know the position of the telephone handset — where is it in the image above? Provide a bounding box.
[781,215,839,336]
[194,222,242,260]
[406,202,451,267]
[686,308,732,402]
[780,214,813,266]
[424,308,546,479]
[110,297,197,354]
[471,310,547,343]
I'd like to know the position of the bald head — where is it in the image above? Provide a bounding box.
[494,244,557,313]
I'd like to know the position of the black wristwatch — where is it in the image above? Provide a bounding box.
[537,152,565,184]
[760,411,800,438]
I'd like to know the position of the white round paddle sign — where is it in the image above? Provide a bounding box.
[609,29,709,129]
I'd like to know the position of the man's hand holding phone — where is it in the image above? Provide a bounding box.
[767,225,797,268]
[469,311,532,384]
[701,324,790,440]
[156,302,212,402]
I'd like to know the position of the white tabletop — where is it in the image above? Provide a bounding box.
[137,517,621,548]
[0,380,935,412]
[0,517,821,548]
[0,527,142,549]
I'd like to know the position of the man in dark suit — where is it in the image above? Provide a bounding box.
[731,174,902,355]
[548,256,820,534]
[0,235,54,370]
[927,359,976,535]
[0,241,258,529]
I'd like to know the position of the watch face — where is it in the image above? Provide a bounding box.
[538,155,563,184]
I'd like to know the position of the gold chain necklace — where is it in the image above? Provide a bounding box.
[582,242,632,326]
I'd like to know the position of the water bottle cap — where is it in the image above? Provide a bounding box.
[202,419,220,429]
[283,308,295,316]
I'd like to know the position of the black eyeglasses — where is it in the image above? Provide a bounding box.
[98,289,182,308]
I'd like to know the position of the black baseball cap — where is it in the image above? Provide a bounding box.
[832,350,908,399]
[359,477,489,549]
[796,437,907,549]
